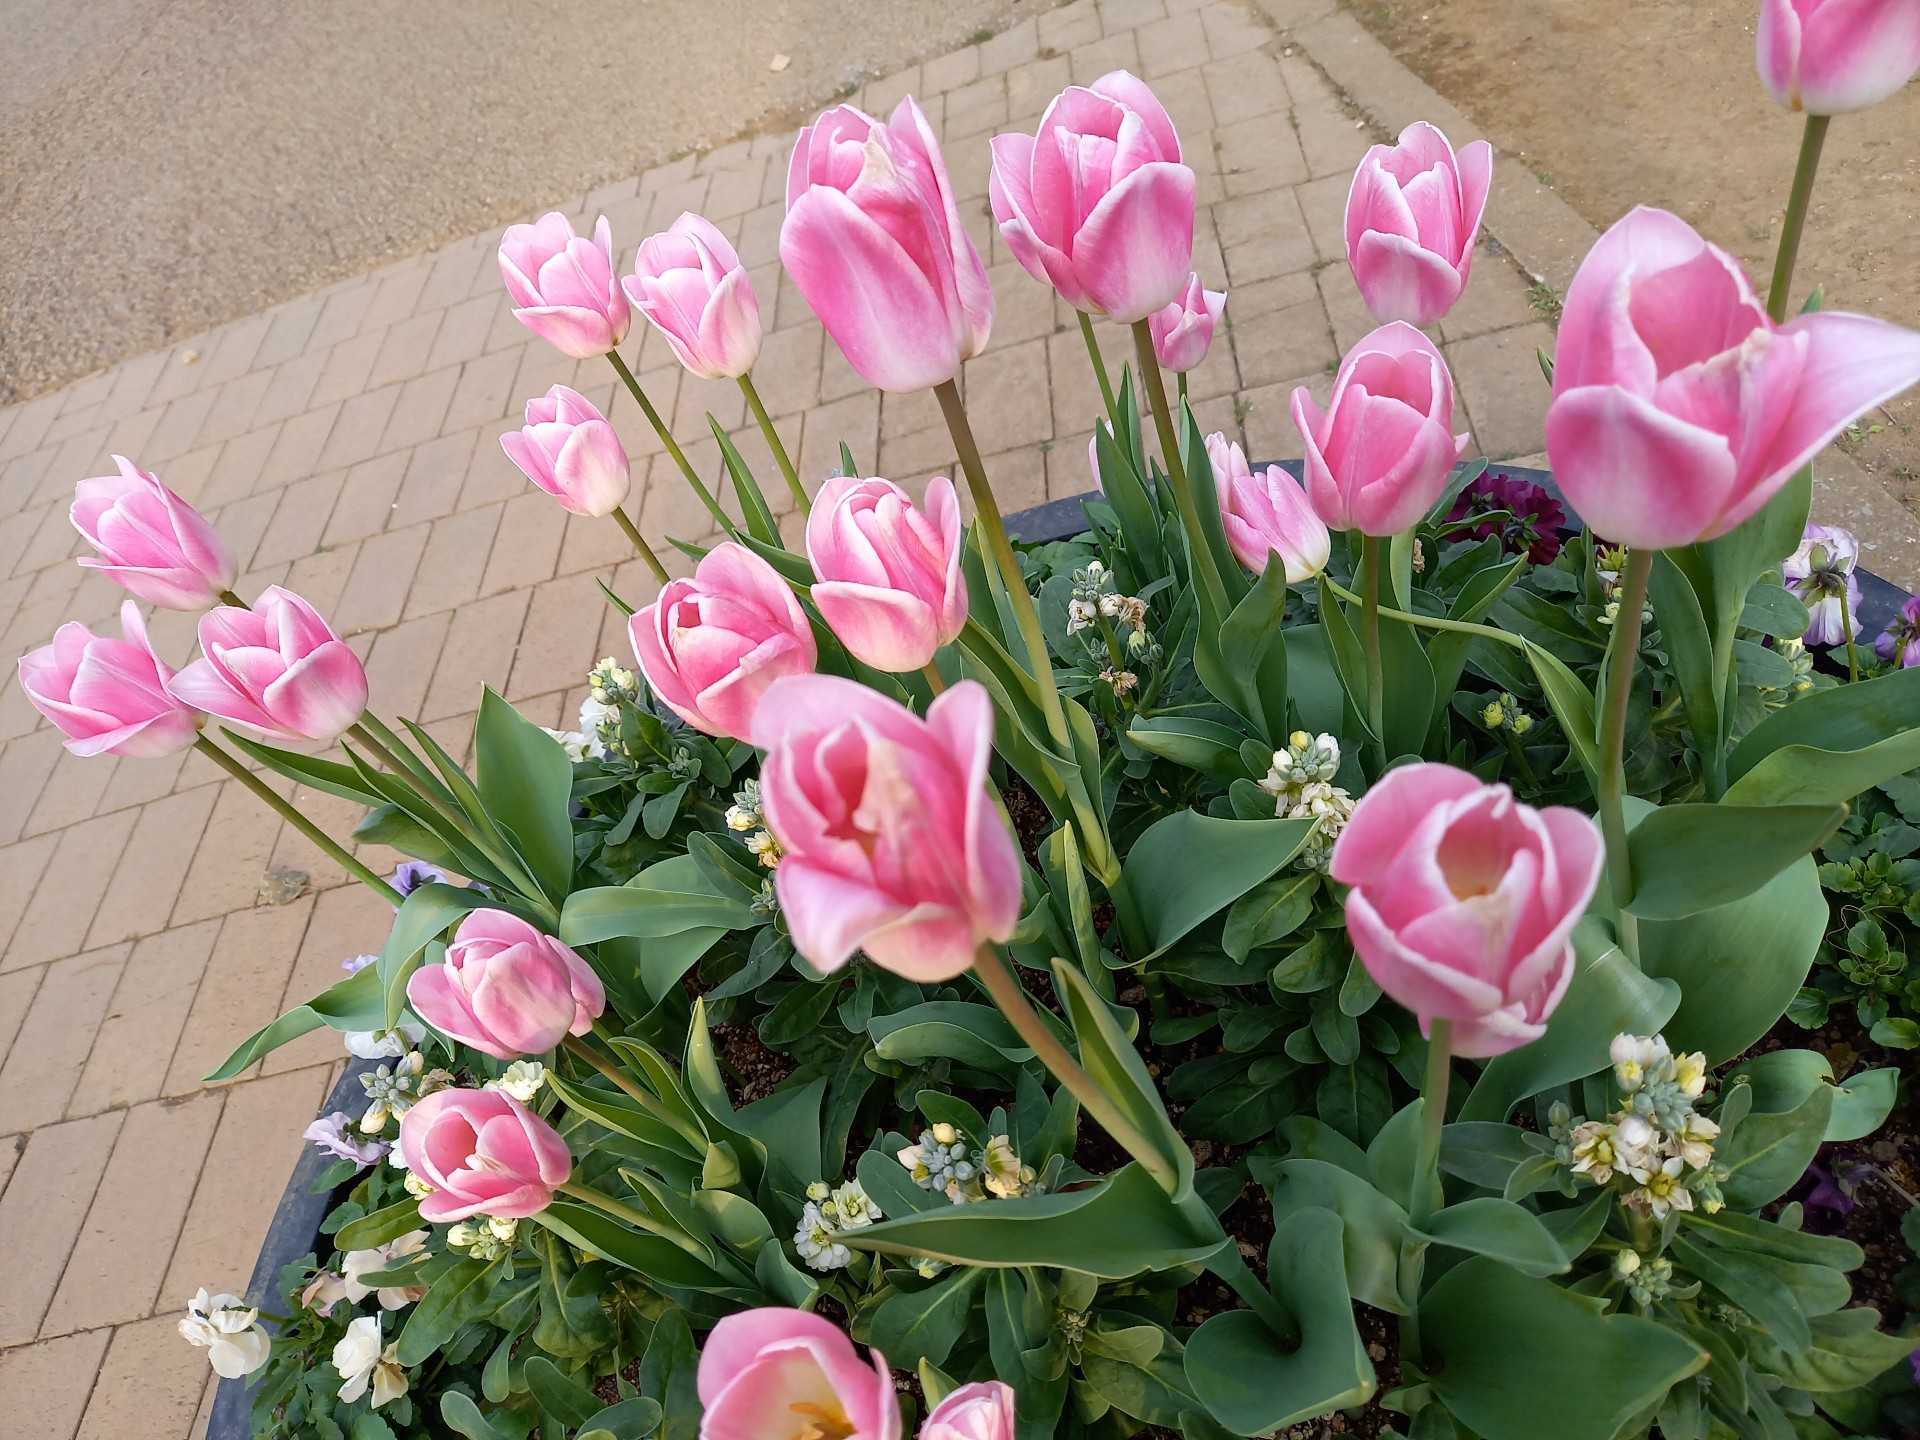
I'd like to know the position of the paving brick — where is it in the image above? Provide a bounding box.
[428,294,501,372]
[257,402,341,490]
[322,450,407,547]
[0,963,44,1072]
[43,1089,223,1333]
[980,16,1041,73]
[379,363,462,453]
[251,469,345,568]
[361,611,453,722]
[163,1067,329,1301]
[798,390,880,494]
[0,733,65,849]
[3,811,137,972]
[165,898,314,1096]
[366,308,445,388]
[168,778,285,929]
[443,348,522,432]
[392,426,479,527]
[1438,248,1543,344]
[195,370,274,449]
[1447,321,1553,460]
[77,1314,219,1440]
[86,787,220,951]
[479,491,568,596]
[404,503,500,620]
[508,573,606,700]
[557,507,637,577]
[967,337,1055,449]
[0,1328,113,1435]
[318,383,403,470]
[310,328,385,409]
[199,423,285,509]
[1229,270,1337,387]
[0,944,128,1129]
[1219,189,1318,283]
[423,589,532,720]
[366,260,432,328]
[68,920,220,1117]
[1241,375,1317,460]
[1039,0,1102,51]
[0,1105,125,1339]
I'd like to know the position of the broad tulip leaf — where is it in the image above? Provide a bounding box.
[869,1002,1036,1070]
[1726,659,1920,806]
[223,732,386,807]
[560,854,758,944]
[868,1268,986,1371]
[1410,1197,1568,1277]
[1625,801,1845,919]
[527,1204,737,1294]
[204,962,383,1080]
[333,1199,424,1252]
[1121,809,1315,960]
[474,687,576,905]
[1054,959,1193,1200]
[1211,558,1291,742]
[1422,1257,1706,1440]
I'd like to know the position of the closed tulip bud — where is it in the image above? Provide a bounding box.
[990,71,1197,322]
[1148,274,1225,372]
[1545,207,1920,550]
[697,1309,901,1440]
[1344,122,1493,327]
[623,213,762,380]
[1204,433,1330,582]
[629,541,817,745]
[397,1087,570,1222]
[805,474,967,672]
[782,98,993,393]
[1758,0,1920,113]
[406,908,605,1060]
[1331,764,1603,1057]
[499,385,630,517]
[70,455,236,611]
[498,212,631,359]
[19,600,200,758]
[166,586,368,744]
[757,675,1021,983]
[1293,322,1470,536]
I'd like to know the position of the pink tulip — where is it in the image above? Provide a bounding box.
[406,909,605,1061]
[1330,764,1603,1058]
[1204,433,1330,582]
[1292,323,1470,536]
[922,1383,1016,1440]
[990,71,1197,323]
[70,455,237,611]
[398,1087,570,1223]
[166,586,368,744]
[1344,122,1493,327]
[1148,274,1225,372]
[1758,0,1920,113]
[756,675,1020,983]
[499,385,631,518]
[498,212,631,359]
[696,1308,901,1440]
[623,213,763,380]
[805,474,967,672]
[629,542,816,745]
[18,600,200,758]
[1545,207,1920,551]
[782,98,993,393]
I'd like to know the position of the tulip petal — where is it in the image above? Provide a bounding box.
[1760,309,1920,502]
[1070,162,1197,323]
[810,582,941,673]
[1544,384,1738,550]
[1796,0,1920,111]
[1352,231,1465,330]
[1332,763,1486,887]
[774,863,913,973]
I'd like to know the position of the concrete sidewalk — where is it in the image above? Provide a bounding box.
[0,1,1911,1434]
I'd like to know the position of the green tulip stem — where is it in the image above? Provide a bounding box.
[1361,535,1387,765]
[921,663,947,697]
[1766,114,1830,324]
[1322,575,1530,654]
[346,719,436,791]
[610,506,671,584]
[1176,371,1188,407]
[552,1179,708,1256]
[1398,1018,1454,1366]
[934,380,1072,755]
[217,588,248,609]
[971,946,1179,1196]
[1597,549,1652,965]
[738,372,809,513]
[1840,585,1860,685]
[194,736,403,904]
[561,1035,707,1150]
[1131,320,1227,611]
[1078,311,1118,418]
[605,349,732,534]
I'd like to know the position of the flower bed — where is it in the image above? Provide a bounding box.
[20,9,1920,1439]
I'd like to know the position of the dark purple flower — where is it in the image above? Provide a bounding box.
[390,860,447,897]
[1876,595,1920,669]
[1444,473,1567,565]
[1801,1160,1874,1215]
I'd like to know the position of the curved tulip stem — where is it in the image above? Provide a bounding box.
[348,719,437,791]
[552,1179,708,1256]
[1077,311,1117,418]
[194,736,403,904]
[1321,576,1530,653]
[561,1034,705,1150]
[605,349,732,534]
[1840,586,1860,685]
[738,372,809,514]
[1597,549,1652,964]
[920,662,947,697]
[1361,536,1387,764]
[1176,372,1188,407]
[1766,114,1830,324]
[1131,320,1227,609]
[610,506,671,584]
[1397,1018,1453,1365]
[217,589,248,609]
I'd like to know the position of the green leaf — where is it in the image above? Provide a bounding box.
[527,1204,735,1293]
[1259,1158,1408,1313]
[1625,802,1845,919]
[1121,810,1315,960]
[1126,715,1250,782]
[333,1199,423,1252]
[1828,1067,1897,1143]
[474,688,576,905]
[440,1392,532,1440]
[1727,664,1920,806]
[204,962,384,1080]
[560,854,757,944]
[579,1398,665,1440]
[868,1002,1035,1070]
[1524,642,1600,786]
[1202,559,1290,740]
[1716,1081,1834,1208]
[1422,1257,1705,1440]
[1678,1210,1862,1270]
[868,1269,986,1370]
[1647,553,1721,772]
[523,1356,602,1427]
[1053,959,1193,1200]
[1667,1232,1809,1355]
[223,733,385,807]
[397,1258,500,1366]
[1439,1122,1552,1191]
[378,881,487,1028]
[710,417,782,547]
[1748,1308,1915,1392]
[1411,1197,1568,1277]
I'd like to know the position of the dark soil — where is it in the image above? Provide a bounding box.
[709,1017,797,1105]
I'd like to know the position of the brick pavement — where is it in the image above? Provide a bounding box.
[0,0,1873,1431]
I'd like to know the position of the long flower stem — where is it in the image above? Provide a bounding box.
[971,946,1177,1194]
[553,1179,708,1256]
[1597,549,1652,964]
[1397,1019,1453,1366]
[1766,114,1830,324]
[1840,585,1860,684]
[1131,320,1226,607]
[605,350,731,534]
[610,506,670,584]
[933,380,1070,751]
[1078,312,1117,418]
[561,1035,706,1151]
[1361,535,1387,762]
[738,372,809,513]
[1322,576,1529,652]
[1177,372,1188,406]
[195,736,403,903]
[348,719,436,791]
[921,662,946,697]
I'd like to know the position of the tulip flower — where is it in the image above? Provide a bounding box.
[990,70,1197,323]
[630,541,817,745]
[1782,522,1862,647]
[922,1382,1017,1440]
[1330,763,1603,1058]
[1204,433,1330,582]
[1148,274,1225,372]
[165,587,368,744]
[1545,207,1920,551]
[499,385,631,518]
[1757,0,1920,113]
[397,1087,570,1222]
[755,675,1020,983]
[781,98,993,393]
[805,474,967,672]
[623,213,763,380]
[70,455,236,611]
[18,600,201,758]
[1292,322,1470,536]
[696,1308,901,1440]
[406,908,606,1061]
[498,212,631,359]
[1344,122,1493,327]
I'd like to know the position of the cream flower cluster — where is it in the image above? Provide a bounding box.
[793,1179,883,1272]
[1259,731,1355,871]
[1551,1032,1723,1222]
[725,778,782,869]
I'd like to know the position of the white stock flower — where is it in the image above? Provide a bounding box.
[333,1316,408,1408]
[178,1289,272,1379]
[344,1019,427,1060]
[492,1060,547,1102]
[342,1231,429,1310]
[1609,1033,1670,1093]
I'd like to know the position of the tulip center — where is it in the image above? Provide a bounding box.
[790,1402,856,1440]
